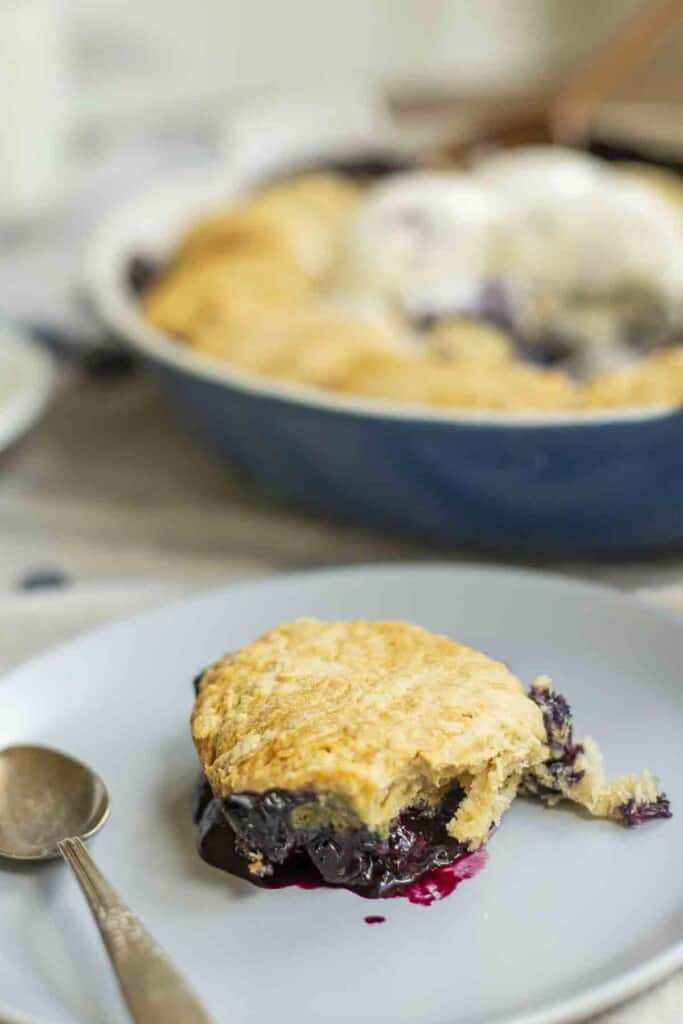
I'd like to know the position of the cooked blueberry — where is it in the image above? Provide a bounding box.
[524,685,585,794]
[518,334,577,367]
[620,794,672,827]
[476,279,521,334]
[127,254,161,296]
[18,568,70,590]
[528,684,572,732]
[195,777,467,898]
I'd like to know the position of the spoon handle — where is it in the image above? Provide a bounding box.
[58,836,212,1024]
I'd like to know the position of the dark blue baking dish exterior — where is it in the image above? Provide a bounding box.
[153,359,683,555]
[86,167,683,556]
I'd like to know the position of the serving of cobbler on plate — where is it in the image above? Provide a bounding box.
[191,618,670,905]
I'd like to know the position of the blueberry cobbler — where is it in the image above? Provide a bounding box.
[190,619,670,904]
[138,150,683,413]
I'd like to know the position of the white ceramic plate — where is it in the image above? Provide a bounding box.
[1,565,681,1024]
[0,327,54,455]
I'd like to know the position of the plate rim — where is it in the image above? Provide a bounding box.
[0,327,55,455]
[1,561,681,1024]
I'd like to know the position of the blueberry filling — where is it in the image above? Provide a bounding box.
[193,775,468,898]
[515,333,578,368]
[523,685,586,793]
[127,254,162,296]
[620,795,672,827]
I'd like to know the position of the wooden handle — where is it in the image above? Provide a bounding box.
[552,0,683,144]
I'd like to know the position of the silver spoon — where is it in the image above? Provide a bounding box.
[0,744,211,1024]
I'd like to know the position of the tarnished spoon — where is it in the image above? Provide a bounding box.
[0,744,211,1024]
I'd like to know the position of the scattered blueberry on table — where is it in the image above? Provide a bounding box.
[18,569,70,591]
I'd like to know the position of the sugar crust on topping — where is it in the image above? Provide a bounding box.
[142,172,683,414]
[191,618,549,844]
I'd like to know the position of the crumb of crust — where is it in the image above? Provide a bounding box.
[247,852,268,877]
[523,676,671,826]
[191,618,549,845]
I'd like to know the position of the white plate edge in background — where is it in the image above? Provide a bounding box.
[0,328,55,455]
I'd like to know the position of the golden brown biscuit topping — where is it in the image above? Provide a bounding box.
[192,618,547,843]
[141,170,683,414]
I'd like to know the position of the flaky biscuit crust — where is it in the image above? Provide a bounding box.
[191,618,548,844]
[142,171,683,413]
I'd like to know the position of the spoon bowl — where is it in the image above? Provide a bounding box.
[0,744,110,861]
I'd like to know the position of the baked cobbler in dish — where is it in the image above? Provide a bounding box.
[137,155,683,414]
[190,619,670,903]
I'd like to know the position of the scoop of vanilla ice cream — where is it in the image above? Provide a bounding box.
[474,146,603,203]
[503,176,683,299]
[330,172,509,309]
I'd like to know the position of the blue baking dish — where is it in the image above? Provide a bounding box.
[85,156,683,555]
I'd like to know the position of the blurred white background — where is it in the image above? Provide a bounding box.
[1,0,674,339]
[71,0,639,129]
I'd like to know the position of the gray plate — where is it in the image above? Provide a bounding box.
[0,564,681,1024]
